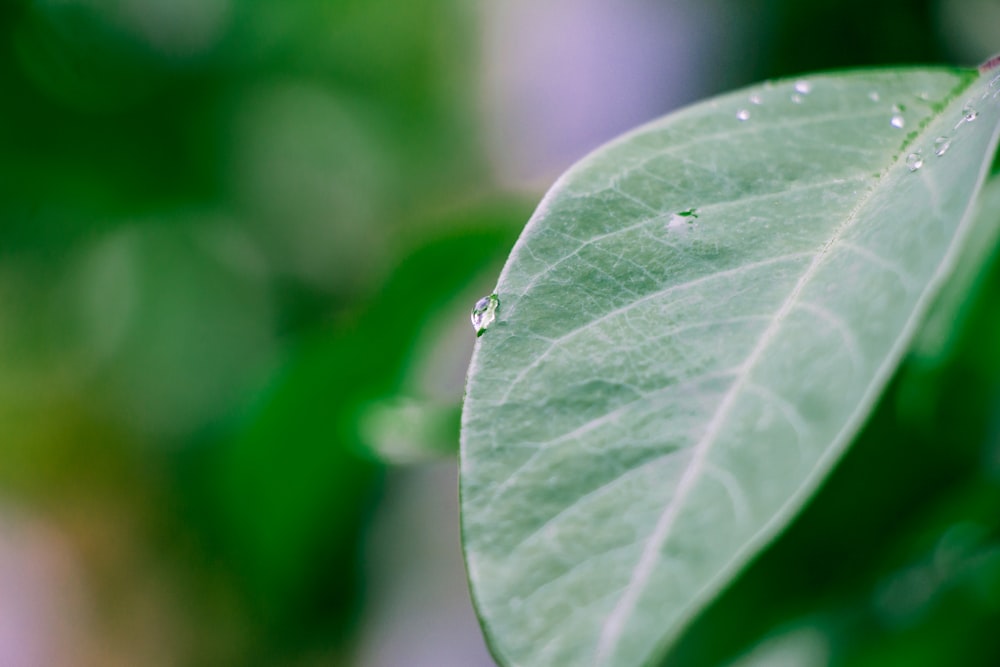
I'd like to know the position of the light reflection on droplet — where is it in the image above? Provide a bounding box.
[906,152,923,172]
[794,80,812,95]
[933,136,952,157]
[736,109,750,121]
[890,115,904,129]
[471,294,499,336]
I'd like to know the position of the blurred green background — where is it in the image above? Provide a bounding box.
[0,0,997,665]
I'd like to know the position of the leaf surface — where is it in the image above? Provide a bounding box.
[461,67,1000,667]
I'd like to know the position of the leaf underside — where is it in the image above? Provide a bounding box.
[461,68,1000,667]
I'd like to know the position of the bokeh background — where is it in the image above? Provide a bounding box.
[0,1,998,665]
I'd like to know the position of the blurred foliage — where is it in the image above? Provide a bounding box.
[0,0,997,664]
[0,0,524,662]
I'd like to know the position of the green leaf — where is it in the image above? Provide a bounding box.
[461,67,1000,667]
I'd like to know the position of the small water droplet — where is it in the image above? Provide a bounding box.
[906,151,923,172]
[890,115,905,129]
[918,91,931,101]
[667,209,698,231]
[748,93,762,105]
[794,80,812,95]
[471,294,499,336]
[790,94,803,104]
[962,101,979,122]
[868,91,880,102]
[933,136,952,157]
[736,108,751,121]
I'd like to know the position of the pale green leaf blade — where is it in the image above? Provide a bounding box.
[461,67,1000,667]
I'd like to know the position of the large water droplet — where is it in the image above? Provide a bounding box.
[471,294,499,336]
[890,115,905,129]
[933,136,952,157]
[736,109,751,121]
[906,152,923,172]
[794,80,812,95]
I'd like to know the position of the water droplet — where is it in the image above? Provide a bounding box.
[736,108,750,121]
[918,91,931,101]
[667,209,698,231]
[794,80,812,94]
[933,136,952,157]
[962,101,978,122]
[890,115,905,129]
[748,93,762,105]
[868,91,880,102]
[906,151,923,172]
[790,94,803,104]
[471,294,499,336]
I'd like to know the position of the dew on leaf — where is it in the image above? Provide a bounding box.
[471,294,499,336]
[962,101,979,122]
[933,136,952,157]
[667,209,698,231]
[794,80,812,94]
[890,115,905,129]
[868,91,880,102]
[906,152,923,172]
[791,94,803,104]
[748,93,762,105]
[736,109,751,121]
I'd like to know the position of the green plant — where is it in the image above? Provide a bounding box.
[461,61,1000,666]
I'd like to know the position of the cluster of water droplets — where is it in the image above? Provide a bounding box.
[732,69,999,178]
[902,86,995,173]
[736,79,814,121]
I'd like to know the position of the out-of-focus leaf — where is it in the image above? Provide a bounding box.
[357,397,461,464]
[199,208,524,637]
